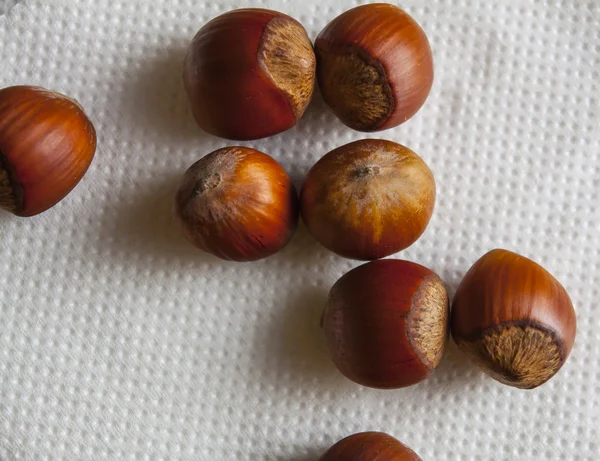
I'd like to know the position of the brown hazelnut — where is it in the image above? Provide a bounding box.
[315,3,434,131]
[174,146,299,261]
[183,9,316,140]
[323,259,449,389]
[451,249,577,389]
[0,86,96,217]
[300,139,435,260]
[321,432,422,461]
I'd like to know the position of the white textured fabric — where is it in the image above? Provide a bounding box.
[0,1,20,15]
[0,0,599,460]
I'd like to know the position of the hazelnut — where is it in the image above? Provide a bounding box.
[300,139,435,260]
[174,146,299,261]
[0,86,96,217]
[183,8,316,140]
[321,432,422,461]
[323,259,449,389]
[451,249,577,389]
[315,3,434,131]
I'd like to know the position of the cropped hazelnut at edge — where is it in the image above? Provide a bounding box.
[0,85,96,217]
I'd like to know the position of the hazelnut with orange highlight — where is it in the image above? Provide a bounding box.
[451,249,577,389]
[300,139,435,260]
[321,432,422,461]
[174,146,299,262]
[0,86,96,217]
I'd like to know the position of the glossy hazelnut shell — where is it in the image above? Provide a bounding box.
[174,147,299,262]
[323,260,449,389]
[0,86,97,217]
[300,139,435,260]
[316,3,433,131]
[183,8,316,140]
[451,249,577,389]
[321,432,422,461]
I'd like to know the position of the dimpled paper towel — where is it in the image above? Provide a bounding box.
[0,2,19,15]
[0,0,599,460]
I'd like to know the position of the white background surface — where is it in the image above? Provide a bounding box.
[0,0,599,460]
[0,1,19,16]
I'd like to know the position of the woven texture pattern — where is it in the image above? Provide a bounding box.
[0,1,19,15]
[0,0,599,460]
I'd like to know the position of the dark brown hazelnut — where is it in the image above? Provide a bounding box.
[323,259,449,389]
[183,9,316,140]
